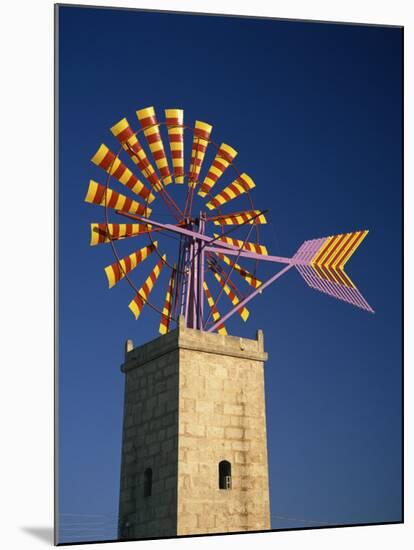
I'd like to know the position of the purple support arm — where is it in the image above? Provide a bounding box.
[207,264,295,333]
[117,210,294,266]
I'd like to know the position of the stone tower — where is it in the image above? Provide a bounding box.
[118,317,270,539]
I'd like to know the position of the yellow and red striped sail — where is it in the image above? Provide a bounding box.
[212,271,249,321]
[128,255,166,320]
[90,223,152,246]
[310,230,369,289]
[188,120,213,188]
[104,243,157,289]
[198,143,237,197]
[203,281,227,335]
[213,233,268,255]
[215,252,261,288]
[206,173,255,210]
[209,210,267,226]
[165,109,184,184]
[136,107,172,186]
[91,144,155,203]
[84,180,151,217]
[110,117,163,192]
[159,267,176,334]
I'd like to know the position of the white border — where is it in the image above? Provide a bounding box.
[0,1,410,549]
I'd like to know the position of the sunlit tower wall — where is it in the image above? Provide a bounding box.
[118,316,271,539]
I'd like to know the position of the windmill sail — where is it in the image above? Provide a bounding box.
[215,252,262,288]
[203,281,227,335]
[104,243,157,288]
[136,106,172,185]
[206,173,255,210]
[89,223,152,246]
[198,143,237,197]
[91,144,155,203]
[212,271,249,321]
[208,210,267,226]
[165,109,185,184]
[128,255,166,320]
[188,120,212,188]
[213,233,268,255]
[110,117,163,192]
[84,180,151,217]
[159,267,176,334]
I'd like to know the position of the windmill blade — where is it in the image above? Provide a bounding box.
[159,266,176,334]
[90,223,152,246]
[293,230,374,312]
[198,143,237,197]
[212,271,249,321]
[215,252,262,288]
[188,120,213,188]
[110,117,163,192]
[206,173,255,210]
[91,144,155,203]
[136,106,172,185]
[104,243,158,288]
[85,180,152,217]
[203,281,227,335]
[213,233,268,255]
[208,210,267,226]
[128,255,167,320]
[165,109,184,184]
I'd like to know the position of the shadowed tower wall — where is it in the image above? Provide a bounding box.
[118,319,270,539]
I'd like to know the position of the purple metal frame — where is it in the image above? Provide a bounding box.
[116,207,373,331]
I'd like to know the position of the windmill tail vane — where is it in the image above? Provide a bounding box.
[85,104,374,336]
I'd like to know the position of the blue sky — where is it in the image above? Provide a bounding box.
[57,5,402,543]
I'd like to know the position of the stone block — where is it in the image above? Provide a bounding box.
[224,427,245,440]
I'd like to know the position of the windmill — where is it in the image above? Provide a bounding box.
[85,106,374,336]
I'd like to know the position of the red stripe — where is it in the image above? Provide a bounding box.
[139,115,157,128]
[146,132,162,145]
[166,117,180,125]
[124,255,132,273]
[194,128,210,140]
[112,262,121,282]
[93,184,106,204]
[116,126,134,143]
[152,150,165,161]
[100,150,116,171]
[168,134,183,142]
[112,164,126,180]
[107,192,119,209]
[218,148,234,164]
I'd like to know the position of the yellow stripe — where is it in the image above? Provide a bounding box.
[128,298,142,320]
[91,144,109,166]
[85,180,99,203]
[195,120,212,134]
[221,143,237,157]
[165,108,183,121]
[110,118,129,137]
[136,106,155,119]
[337,230,368,269]
[90,223,100,246]
[313,235,342,268]
[105,266,117,288]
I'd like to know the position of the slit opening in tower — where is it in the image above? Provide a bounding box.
[218,460,232,490]
[144,467,153,497]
